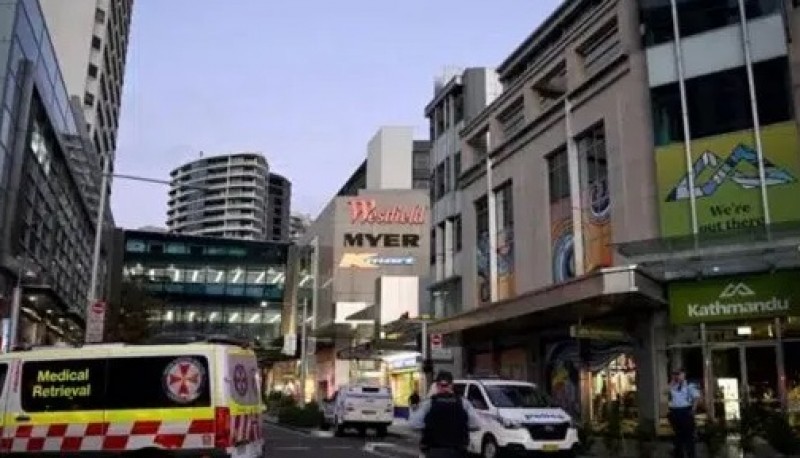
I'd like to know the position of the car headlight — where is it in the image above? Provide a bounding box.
[495,416,522,429]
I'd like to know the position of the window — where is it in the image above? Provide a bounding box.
[444,156,452,192]
[453,151,462,181]
[453,91,464,124]
[148,242,164,254]
[547,147,570,203]
[475,196,488,241]
[452,215,463,252]
[87,64,98,78]
[498,97,525,139]
[467,385,489,410]
[430,229,436,265]
[91,35,102,50]
[454,383,467,397]
[106,356,211,409]
[83,92,95,107]
[640,0,782,47]
[21,359,107,412]
[435,161,446,200]
[125,239,146,252]
[495,182,514,232]
[651,57,792,146]
[94,8,106,23]
[579,21,621,74]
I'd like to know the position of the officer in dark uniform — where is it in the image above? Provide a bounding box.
[409,371,480,458]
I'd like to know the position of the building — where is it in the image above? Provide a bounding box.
[430,0,800,430]
[291,126,431,405]
[166,152,270,240]
[426,68,501,319]
[0,0,105,346]
[107,229,289,344]
[267,172,291,241]
[337,127,431,196]
[39,0,133,165]
[289,213,311,243]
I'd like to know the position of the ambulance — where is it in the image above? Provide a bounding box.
[0,336,265,457]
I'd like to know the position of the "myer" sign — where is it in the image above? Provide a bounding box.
[343,233,420,248]
[669,270,800,325]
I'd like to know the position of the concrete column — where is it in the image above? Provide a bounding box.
[634,309,668,430]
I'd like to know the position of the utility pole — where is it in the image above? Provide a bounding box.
[86,155,111,343]
[299,297,308,403]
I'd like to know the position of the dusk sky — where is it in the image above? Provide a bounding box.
[110,0,564,229]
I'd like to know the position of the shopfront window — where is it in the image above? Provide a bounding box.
[591,354,638,425]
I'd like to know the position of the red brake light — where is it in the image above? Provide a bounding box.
[214,407,231,448]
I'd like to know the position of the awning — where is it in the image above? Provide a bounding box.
[428,266,665,336]
[617,222,800,280]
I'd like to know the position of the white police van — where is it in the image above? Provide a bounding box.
[320,384,394,437]
[453,377,579,457]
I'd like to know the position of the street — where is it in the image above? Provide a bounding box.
[263,421,420,457]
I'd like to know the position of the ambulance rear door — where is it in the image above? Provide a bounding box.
[222,346,263,458]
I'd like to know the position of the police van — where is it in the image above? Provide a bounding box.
[453,377,579,458]
[0,335,265,457]
[320,384,393,437]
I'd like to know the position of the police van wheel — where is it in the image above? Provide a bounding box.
[481,436,499,458]
[375,425,387,438]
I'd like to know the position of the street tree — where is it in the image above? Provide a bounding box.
[104,279,162,343]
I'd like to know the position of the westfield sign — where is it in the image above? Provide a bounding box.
[348,199,426,225]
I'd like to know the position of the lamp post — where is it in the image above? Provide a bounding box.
[85,163,208,343]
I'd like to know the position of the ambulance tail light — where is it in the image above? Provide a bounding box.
[214,406,231,448]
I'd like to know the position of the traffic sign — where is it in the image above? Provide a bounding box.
[85,301,106,343]
[430,333,443,350]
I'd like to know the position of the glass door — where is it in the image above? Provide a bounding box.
[743,345,780,412]
[711,347,743,421]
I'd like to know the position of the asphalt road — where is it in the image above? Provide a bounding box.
[263,421,420,457]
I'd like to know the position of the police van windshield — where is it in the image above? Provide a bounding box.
[484,384,553,408]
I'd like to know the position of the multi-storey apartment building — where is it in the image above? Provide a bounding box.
[0,0,104,345]
[167,153,270,240]
[40,0,134,216]
[430,0,800,430]
[426,68,501,319]
[267,172,291,242]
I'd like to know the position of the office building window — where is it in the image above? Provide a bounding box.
[94,8,105,23]
[475,196,488,242]
[435,161,446,200]
[579,20,621,75]
[651,57,791,146]
[451,215,463,252]
[547,147,570,203]
[498,97,525,139]
[430,229,436,265]
[84,92,95,107]
[453,91,464,124]
[639,0,781,47]
[91,36,102,50]
[87,64,98,78]
[453,151,462,181]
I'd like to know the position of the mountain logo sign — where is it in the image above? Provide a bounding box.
[719,283,755,299]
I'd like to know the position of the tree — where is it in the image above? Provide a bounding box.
[104,279,162,343]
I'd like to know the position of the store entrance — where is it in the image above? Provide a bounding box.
[710,343,780,420]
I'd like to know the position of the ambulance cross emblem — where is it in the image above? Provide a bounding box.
[163,357,205,404]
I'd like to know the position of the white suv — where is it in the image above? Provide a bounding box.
[453,378,579,457]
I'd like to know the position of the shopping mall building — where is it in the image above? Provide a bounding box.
[427,0,800,431]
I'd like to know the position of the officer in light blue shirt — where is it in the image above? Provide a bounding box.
[667,369,701,458]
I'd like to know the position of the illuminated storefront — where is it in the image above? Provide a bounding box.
[108,229,289,343]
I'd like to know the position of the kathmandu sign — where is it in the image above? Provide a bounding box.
[348,199,426,225]
[669,270,800,325]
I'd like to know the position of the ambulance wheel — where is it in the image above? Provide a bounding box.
[320,418,330,431]
[375,425,388,438]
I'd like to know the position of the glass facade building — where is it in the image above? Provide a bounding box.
[111,230,289,343]
[0,0,101,345]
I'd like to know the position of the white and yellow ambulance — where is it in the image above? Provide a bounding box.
[0,337,265,457]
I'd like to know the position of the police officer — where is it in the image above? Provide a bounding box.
[668,369,701,458]
[409,371,480,458]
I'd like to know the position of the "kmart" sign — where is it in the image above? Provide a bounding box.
[669,270,800,325]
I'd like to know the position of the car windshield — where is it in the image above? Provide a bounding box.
[484,384,553,408]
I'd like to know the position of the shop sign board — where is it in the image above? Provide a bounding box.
[669,270,800,325]
[569,325,630,341]
[348,199,426,225]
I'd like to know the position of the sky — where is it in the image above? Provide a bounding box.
[110,0,564,229]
